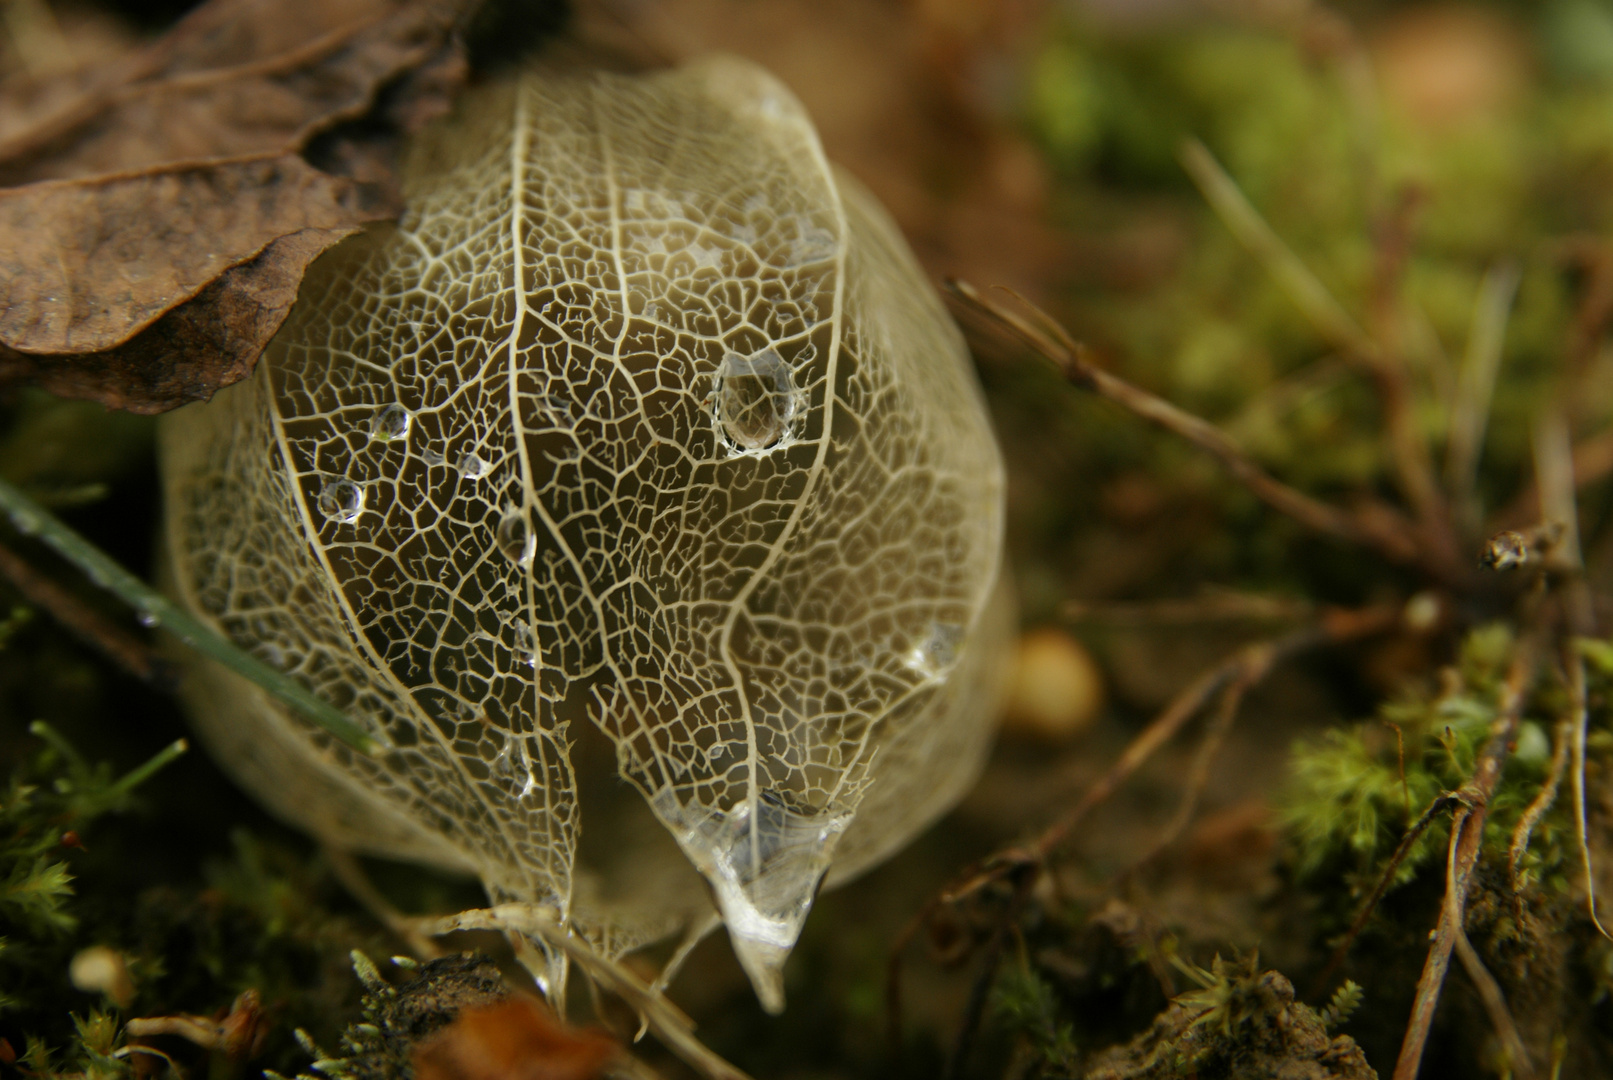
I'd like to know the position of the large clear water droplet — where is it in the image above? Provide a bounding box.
[317,479,364,524]
[369,403,411,443]
[905,623,963,679]
[713,349,800,454]
[458,451,489,478]
[652,790,849,1014]
[496,511,536,568]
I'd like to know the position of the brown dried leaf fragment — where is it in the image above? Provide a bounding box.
[0,155,379,354]
[0,0,480,413]
[413,999,617,1080]
[0,227,355,412]
[0,0,465,182]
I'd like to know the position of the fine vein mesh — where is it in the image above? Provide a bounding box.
[159,56,1007,1008]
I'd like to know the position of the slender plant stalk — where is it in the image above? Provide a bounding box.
[1394,642,1536,1080]
[1447,261,1521,531]
[1179,138,1374,357]
[1452,923,1535,1079]
[947,279,1429,571]
[0,475,376,754]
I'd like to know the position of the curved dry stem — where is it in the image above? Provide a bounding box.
[1452,922,1535,1080]
[1118,674,1253,880]
[1565,652,1612,942]
[1508,713,1573,897]
[1393,641,1536,1080]
[1308,793,1461,1003]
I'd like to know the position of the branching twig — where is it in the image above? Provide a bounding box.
[1393,641,1536,1080]
[1034,606,1399,865]
[1116,673,1254,879]
[1180,139,1463,572]
[1367,186,1456,550]
[887,606,1400,1056]
[1452,923,1535,1079]
[947,279,1428,571]
[943,868,1037,1080]
[1307,792,1462,1002]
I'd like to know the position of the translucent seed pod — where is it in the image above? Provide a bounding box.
[158,56,1009,1015]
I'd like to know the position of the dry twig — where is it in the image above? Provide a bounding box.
[1307,793,1462,1002]
[1116,674,1256,878]
[1181,140,1464,571]
[1508,712,1574,899]
[947,279,1430,572]
[0,537,166,683]
[886,605,1400,1056]
[1452,923,1535,1079]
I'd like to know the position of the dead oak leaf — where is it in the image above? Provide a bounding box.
[0,154,378,353]
[0,227,353,412]
[0,0,479,414]
[0,0,466,184]
[413,998,618,1080]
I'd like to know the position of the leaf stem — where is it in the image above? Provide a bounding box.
[0,475,375,754]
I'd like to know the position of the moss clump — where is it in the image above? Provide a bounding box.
[0,719,395,1079]
[280,952,510,1080]
[1081,958,1373,1080]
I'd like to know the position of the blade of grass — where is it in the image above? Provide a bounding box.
[1180,138,1374,357]
[1447,261,1521,532]
[0,475,376,754]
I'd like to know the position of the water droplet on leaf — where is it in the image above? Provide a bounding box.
[317,479,364,524]
[713,349,800,453]
[497,511,536,568]
[905,623,963,679]
[369,404,411,443]
[458,451,489,478]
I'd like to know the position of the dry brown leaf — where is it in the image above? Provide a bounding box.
[0,0,480,413]
[0,155,376,353]
[0,0,463,182]
[412,999,617,1080]
[0,227,353,412]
